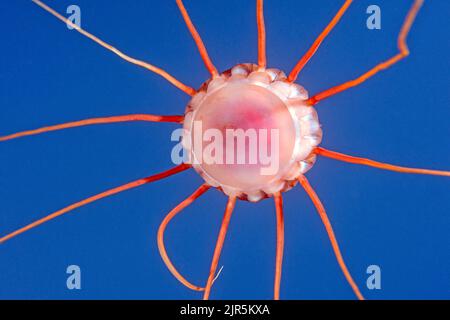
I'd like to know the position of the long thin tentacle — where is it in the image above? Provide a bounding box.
[288,0,353,82]
[176,0,218,77]
[257,0,267,68]
[307,0,424,105]
[32,0,196,95]
[298,175,364,300]
[0,114,183,142]
[157,184,210,292]
[0,164,190,244]
[273,192,285,300]
[203,196,236,300]
[315,147,450,177]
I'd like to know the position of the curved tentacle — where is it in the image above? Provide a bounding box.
[307,0,424,105]
[157,184,210,291]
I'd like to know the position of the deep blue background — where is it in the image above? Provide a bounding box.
[0,0,449,299]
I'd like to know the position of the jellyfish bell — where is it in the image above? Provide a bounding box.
[183,63,322,201]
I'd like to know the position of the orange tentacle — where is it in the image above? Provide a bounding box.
[273,193,285,300]
[32,0,196,95]
[0,164,190,244]
[288,0,353,82]
[298,175,364,300]
[157,184,210,292]
[203,196,236,300]
[257,0,267,68]
[315,147,450,177]
[176,0,218,77]
[0,114,183,142]
[307,0,424,105]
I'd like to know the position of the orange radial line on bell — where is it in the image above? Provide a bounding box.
[176,0,219,77]
[32,0,196,95]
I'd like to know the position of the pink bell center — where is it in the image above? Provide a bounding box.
[191,82,297,191]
